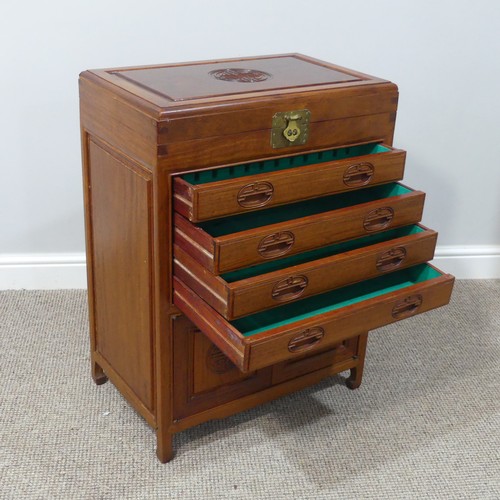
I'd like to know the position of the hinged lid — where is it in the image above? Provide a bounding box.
[80,54,399,168]
[88,54,388,108]
[84,54,396,117]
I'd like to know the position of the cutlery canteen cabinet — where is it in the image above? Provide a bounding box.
[79,54,454,462]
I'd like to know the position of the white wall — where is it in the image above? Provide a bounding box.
[1,0,499,288]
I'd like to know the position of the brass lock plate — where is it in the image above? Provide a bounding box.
[271,109,311,148]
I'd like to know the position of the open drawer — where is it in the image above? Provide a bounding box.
[174,224,437,320]
[174,182,425,274]
[173,143,406,222]
[174,263,454,373]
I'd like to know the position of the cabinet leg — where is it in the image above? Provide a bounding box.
[91,359,108,385]
[156,430,174,463]
[346,332,369,390]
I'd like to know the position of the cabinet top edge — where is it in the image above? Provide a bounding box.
[80,53,396,118]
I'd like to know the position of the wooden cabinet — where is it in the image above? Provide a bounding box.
[79,54,454,462]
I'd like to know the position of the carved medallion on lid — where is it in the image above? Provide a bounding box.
[209,68,271,83]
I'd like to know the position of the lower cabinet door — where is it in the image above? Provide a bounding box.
[172,315,272,419]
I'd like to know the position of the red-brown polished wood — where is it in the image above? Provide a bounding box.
[174,185,426,274]
[174,144,406,222]
[173,271,454,373]
[174,225,438,319]
[79,53,454,463]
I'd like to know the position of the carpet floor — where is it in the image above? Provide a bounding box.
[0,280,499,499]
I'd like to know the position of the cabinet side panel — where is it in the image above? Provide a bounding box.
[79,74,158,169]
[87,139,155,412]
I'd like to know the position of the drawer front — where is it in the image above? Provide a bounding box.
[175,183,425,274]
[174,224,437,320]
[174,143,406,222]
[173,264,454,373]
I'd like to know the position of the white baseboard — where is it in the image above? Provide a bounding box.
[432,246,500,279]
[0,247,499,290]
[0,253,87,290]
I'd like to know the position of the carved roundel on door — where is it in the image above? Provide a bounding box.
[209,68,272,83]
[206,344,235,374]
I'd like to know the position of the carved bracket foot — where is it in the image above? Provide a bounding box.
[92,360,108,385]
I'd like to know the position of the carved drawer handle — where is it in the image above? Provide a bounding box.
[237,181,274,208]
[343,162,374,187]
[363,207,394,232]
[258,231,295,259]
[376,247,407,272]
[272,275,308,302]
[206,344,235,374]
[288,327,325,353]
[392,294,423,319]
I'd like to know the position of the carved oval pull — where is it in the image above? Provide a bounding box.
[206,344,235,374]
[272,275,309,302]
[376,247,407,272]
[392,294,423,319]
[237,181,274,208]
[343,162,374,187]
[258,231,295,259]
[288,327,325,353]
[363,207,394,232]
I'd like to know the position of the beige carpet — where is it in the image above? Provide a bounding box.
[1,280,499,499]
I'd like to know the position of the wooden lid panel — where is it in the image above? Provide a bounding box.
[110,55,364,102]
[88,54,388,111]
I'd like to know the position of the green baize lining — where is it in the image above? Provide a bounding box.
[182,143,390,185]
[200,183,410,237]
[232,264,440,336]
[222,224,423,283]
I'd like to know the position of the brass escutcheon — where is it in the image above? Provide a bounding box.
[283,114,302,143]
[271,109,310,148]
